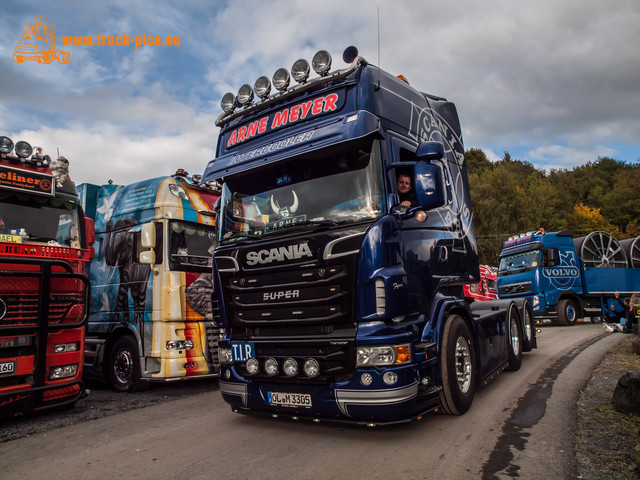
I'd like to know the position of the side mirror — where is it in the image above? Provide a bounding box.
[141,222,156,249]
[139,250,156,265]
[84,217,95,246]
[415,141,445,161]
[414,163,445,210]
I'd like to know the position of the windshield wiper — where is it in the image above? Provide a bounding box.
[26,234,57,243]
[223,233,263,245]
[300,219,338,227]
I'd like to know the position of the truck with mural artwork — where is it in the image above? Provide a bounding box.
[497,229,640,326]
[0,136,91,417]
[78,170,221,391]
[202,47,534,425]
[463,265,498,302]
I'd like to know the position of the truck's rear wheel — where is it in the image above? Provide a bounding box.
[506,304,523,371]
[440,315,476,415]
[558,299,578,326]
[108,336,145,392]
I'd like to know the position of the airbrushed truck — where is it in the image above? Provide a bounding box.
[0,136,91,417]
[202,47,535,425]
[78,171,221,391]
[497,229,640,326]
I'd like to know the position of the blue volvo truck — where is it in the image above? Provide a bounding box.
[202,47,534,425]
[497,229,640,326]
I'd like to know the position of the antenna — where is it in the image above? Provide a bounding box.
[57,147,60,158]
[376,6,381,90]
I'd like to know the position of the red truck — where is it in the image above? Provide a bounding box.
[464,265,498,301]
[0,135,92,417]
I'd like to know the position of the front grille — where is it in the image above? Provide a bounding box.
[221,247,358,383]
[499,282,532,296]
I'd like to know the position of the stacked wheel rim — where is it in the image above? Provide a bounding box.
[573,231,628,268]
[620,236,640,268]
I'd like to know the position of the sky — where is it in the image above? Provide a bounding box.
[1,0,639,186]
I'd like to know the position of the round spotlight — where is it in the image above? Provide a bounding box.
[237,84,254,106]
[283,358,298,377]
[360,372,373,386]
[303,358,320,378]
[0,136,13,154]
[264,357,279,376]
[254,76,272,99]
[312,50,332,76]
[272,67,290,91]
[343,45,359,64]
[245,357,259,375]
[383,371,398,385]
[291,58,310,83]
[221,92,236,113]
[15,141,32,158]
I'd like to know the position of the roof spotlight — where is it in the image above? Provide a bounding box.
[221,92,236,113]
[237,84,254,106]
[291,58,310,83]
[272,67,290,91]
[254,76,271,99]
[312,50,332,76]
[15,141,32,158]
[0,136,13,154]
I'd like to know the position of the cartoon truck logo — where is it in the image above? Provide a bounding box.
[13,16,70,65]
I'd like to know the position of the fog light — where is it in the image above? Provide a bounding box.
[383,371,398,385]
[224,368,231,379]
[421,376,431,386]
[54,342,79,353]
[219,346,233,364]
[283,358,298,377]
[49,364,78,380]
[264,357,279,376]
[303,358,320,378]
[360,372,373,386]
[245,357,259,375]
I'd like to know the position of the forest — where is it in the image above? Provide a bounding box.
[465,149,640,265]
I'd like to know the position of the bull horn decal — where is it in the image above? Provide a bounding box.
[270,195,280,215]
[290,191,298,213]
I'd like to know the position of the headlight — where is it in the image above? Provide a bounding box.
[303,358,320,378]
[166,340,194,351]
[245,358,259,375]
[219,346,233,364]
[356,344,411,367]
[264,357,279,376]
[283,358,298,377]
[49,364,78,380]
[54,342,80,353]
[532,296,540,307]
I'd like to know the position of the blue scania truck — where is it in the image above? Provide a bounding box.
[497,229,640,326]
[202,47,534,425]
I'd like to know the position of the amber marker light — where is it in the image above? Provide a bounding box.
[395,345,411,364]
[415,210,427,223]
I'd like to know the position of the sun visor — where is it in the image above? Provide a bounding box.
[203,110,380,182]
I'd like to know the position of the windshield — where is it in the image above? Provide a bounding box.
[219,139,385,243]
[169,220,217,272]
[498,249,541,276]
[0,194,82,247]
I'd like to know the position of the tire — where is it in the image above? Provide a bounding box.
[440,315,476,415]
[108,336,145,392]
[591,316,602,324]
[557,298,578,326]
[506,304,523,371]
[38,52,53,64]
[521,300,535,352]
[57,52,70,64]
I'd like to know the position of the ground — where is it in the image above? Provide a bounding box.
[575,335,640,479]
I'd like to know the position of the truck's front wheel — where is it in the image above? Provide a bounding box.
[558,299,578,326]
[440,315,476,415]
[108,336,145,392]
[506,304,523,371]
